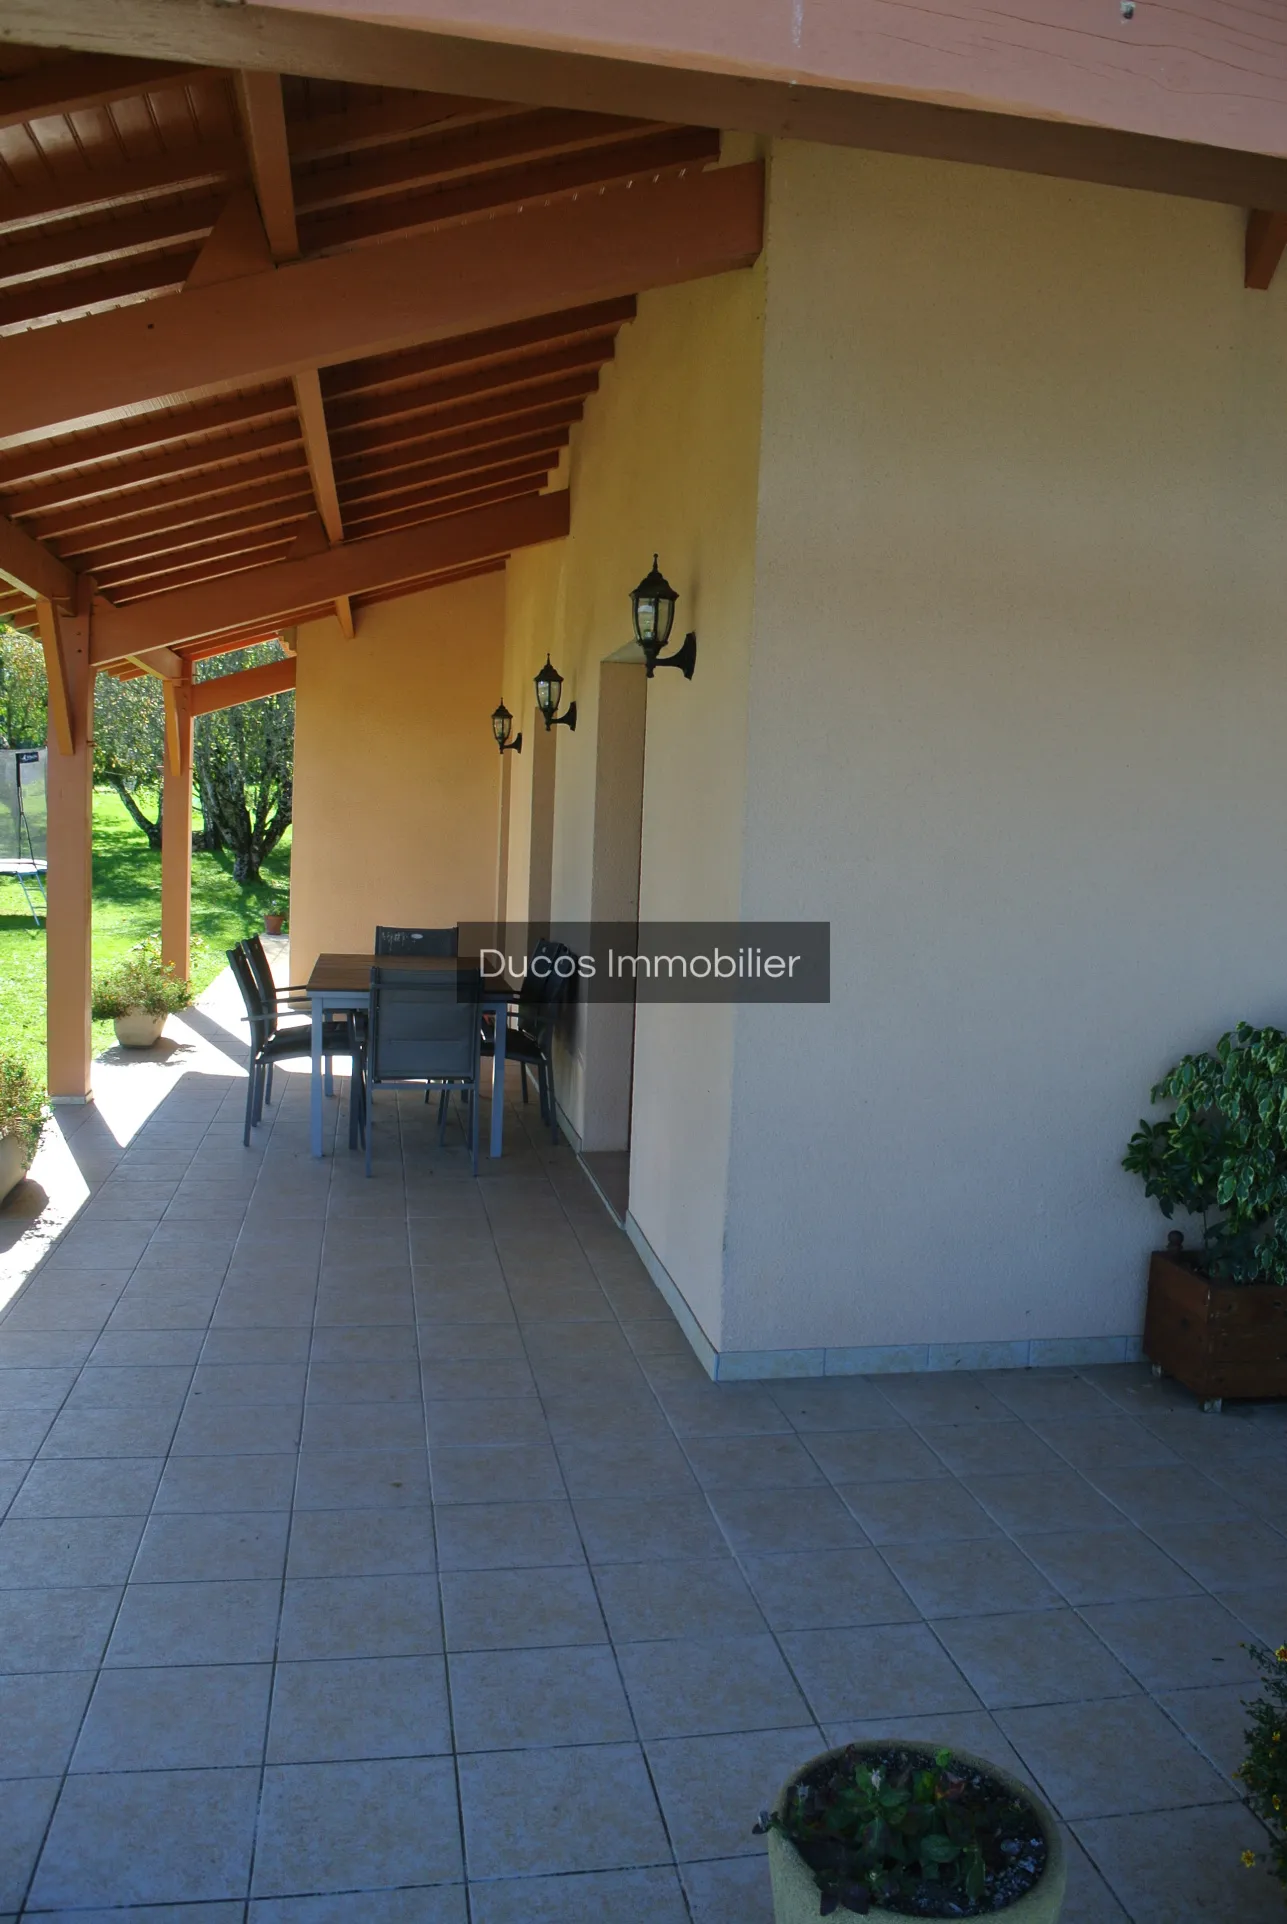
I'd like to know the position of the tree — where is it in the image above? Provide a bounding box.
[0,625,47,749]
[193,644,294,883]
[93,670,165,848]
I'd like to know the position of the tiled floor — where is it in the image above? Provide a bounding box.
[0,1035,1283,1920]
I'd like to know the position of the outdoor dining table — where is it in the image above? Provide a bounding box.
[305,952,516,1160]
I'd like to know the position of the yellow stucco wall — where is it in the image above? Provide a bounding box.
[290,572,506,977]
[502,261,766,1352]
[722,141,1287,1359]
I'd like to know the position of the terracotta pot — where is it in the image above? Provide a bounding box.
[1144,1250,1287,1404]
[0,1132,29,1205]
[113,1010,165,1049]
[263,913,285,935]
[766,1742,1066,1923]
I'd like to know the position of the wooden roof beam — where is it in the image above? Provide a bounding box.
[0,163,763,443]
[190,655,296,717]
[65,493,315,570]
[0,54,218,127]
[0,197,222,290]
[235,69,299,262]
[1245,210,1287,290]
[0,255,197,336]
[0,142,245,238]
[0,510,74,604]
[90,488,568,663]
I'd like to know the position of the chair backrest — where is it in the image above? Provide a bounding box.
[240,934,280,1035]
[369,965,480,1084]
[227,946,269,1055]
[517,938,575,1036]
[374,925,458,957]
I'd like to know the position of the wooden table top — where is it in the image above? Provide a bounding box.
[306,952,512,994]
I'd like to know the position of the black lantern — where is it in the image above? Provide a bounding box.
[491,702,522,754]
[629,555,696,679]
[534,656,576,731]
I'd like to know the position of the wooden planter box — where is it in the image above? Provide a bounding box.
[1144,1252,1287,1402]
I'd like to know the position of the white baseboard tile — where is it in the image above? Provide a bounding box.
[718,1348,827,1381]
[1027,1335,1133,1368]
[826,1345,930,1376]
[623,1212,719,1379]
[660,1333,1148,1381]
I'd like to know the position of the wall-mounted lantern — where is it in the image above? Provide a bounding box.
[491,702,522,754]
[534,656,577,732]
[630,555,697,679]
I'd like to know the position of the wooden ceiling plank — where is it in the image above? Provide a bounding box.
[65,492,314,568]
[336,430,565,506]
[340,481,544,540]
[0,194,222,289]
[15,426,304,523]
[342,465,554,530]
[110,544,297,603]
[0,251,197,334]
[325,344,607,434]
[1245,209,1287,289]
[37,467,312,553]
[0,509,73,602]
[90,489,569,662]
[288,93,512,164]
[330,392,587,468]
[0,55,220,129]
[95,525,293,590]
[235,69,299,260]
[0,163,763,443]
[292,107,659,215]
[0,386,296,492]
[321,298,635,402]
[0,141,246,236]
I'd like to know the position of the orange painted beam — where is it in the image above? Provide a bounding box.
[189,655,296,717]
[0,163,763,443]
[1245,210,1287,290]
[89,488,569,662]
[0,54,216,128]
[236,69,299,261]
[294,369,344,543]
[0,512,74,603]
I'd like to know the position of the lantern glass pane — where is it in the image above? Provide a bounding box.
[655,593,675,648]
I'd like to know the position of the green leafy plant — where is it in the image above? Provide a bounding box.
[91,937,193,1021]
[754,1745,1046,1916]
[0,1055,45,1162]
[1123,1023,1287,1286]
[1238,1642,1287,1890]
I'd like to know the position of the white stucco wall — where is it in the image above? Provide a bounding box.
[719,141,1287,1361]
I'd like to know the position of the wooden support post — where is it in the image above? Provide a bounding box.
[42,595,94,1101]
[161,673,194,982]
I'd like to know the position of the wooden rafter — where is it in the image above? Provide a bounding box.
[0,163,763,444]
[189,654,296,717]
[0,509,73,602]
[0,388,297,489]
[89,489,568,661]
[16,431,306,525]
[0,198,223,290]
[0,54,216,127]
[1245,210,1287,290]
[235,69,299,261]
[287,93,508,164]
[0,142,245,237]
[294,370,343,544]
[322,300,634,399]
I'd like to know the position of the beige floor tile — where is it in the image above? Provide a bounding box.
[469,1865,687,1924]
[1033,1419,1183,1474]
[28,1766,260,1908]
[441,1564,606,1650]
[306,1360,423,1403]
[277,1574,442,1660]
[837,1476,1001,1544]
[132,1511,289,1583]
[72,1663,271,1771]
[554,1434,696,1500]
[680,1854,776,1924]
[932,1609,1141,1708]
[880,1535,1063,1617]
[267,1655,450,1762]
[1154,1682,1255,1786]
[767,1379,907,1432]
[704,1486,868,1555]
[741,1547,919,1632]
[303,1401,427,1449]
[188,1363,307,1407]
[9,1456,163,1517]
[0,1775,59,1909]
[307,1325,419,1364]
[286,1507,436,1578]
[0,1671,95,1777]
[920,1420,1063,1477]
[997,1694,1234,1819]
[595,1557,766,1642]
[780,1621,980,1722]
[153,1452,297,1513]
[646,1725,821,1859]
[450,1643,632,1750]
[0,1514,144,1588]
[250,1892,466,1923]
[105,1578,282,1667]
[38,1406,179,1459]
[435,1500,585,1571]
[458,1743,667,1880]
[1073,1802,1283,1922]
[680,1434,826,1491]
[616,1633,815,1739]
[1079,1594,1262,1692]
[295,1448,431,1510]
[1014,1526,1201,1605]
[1059,1828,1131,1922]
[431,1441,564,1505]
[1220,1582,1287,1646]
[252,1756,462,1896]
[201,1328,313,1364]
[802,1427,946,1484]
[964,1470,1137,1535]
[424,1398,549,1448]
[573,1493,728,1564]
[0,1584,121,1673]
[170,1402,302,1456]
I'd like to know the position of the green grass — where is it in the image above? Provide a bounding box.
[0,787,291,1084]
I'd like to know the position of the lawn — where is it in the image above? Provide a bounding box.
[0,786,291,1083]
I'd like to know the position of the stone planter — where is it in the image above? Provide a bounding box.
[767,1743,1066,1923]
[1144,1250,1287,1406]
[113,1010,166,1049]
[0,1132,29,1205]
[263,913,285,936]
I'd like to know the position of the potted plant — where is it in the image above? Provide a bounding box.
[1123,1023,1287,1407]
[755,1740,1065,1919]
[91,938,193,1049]
[1237,1641,1287,1893]
[0,1057,45,1204]
[263,895,286,936]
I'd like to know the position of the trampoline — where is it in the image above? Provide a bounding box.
[0,747,47,926]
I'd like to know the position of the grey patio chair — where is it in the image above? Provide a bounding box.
[227,946,364,1149]
[374,925,459,956]
[239,933,342,1111]
[365,964,483,1176]
[479,936,575,1144]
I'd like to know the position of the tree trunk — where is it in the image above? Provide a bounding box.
[107,775,161,850]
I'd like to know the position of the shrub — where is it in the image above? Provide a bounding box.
[1123,1023,1287,1285]
[754,1744,1047,1916]
[1239,1642,1287,1891]
[91,938,193,1021]
[0,1056,45,1163]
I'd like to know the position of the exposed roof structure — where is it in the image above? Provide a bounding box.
[0,48,734,667]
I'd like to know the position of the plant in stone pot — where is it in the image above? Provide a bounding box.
[755,1741,1065,1919]
[1123,1023,1287,1407]
[263,894,286,936]
[92,938,192,1049]
[1237,1641,1287,1893]
[0,1056,45,1204]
